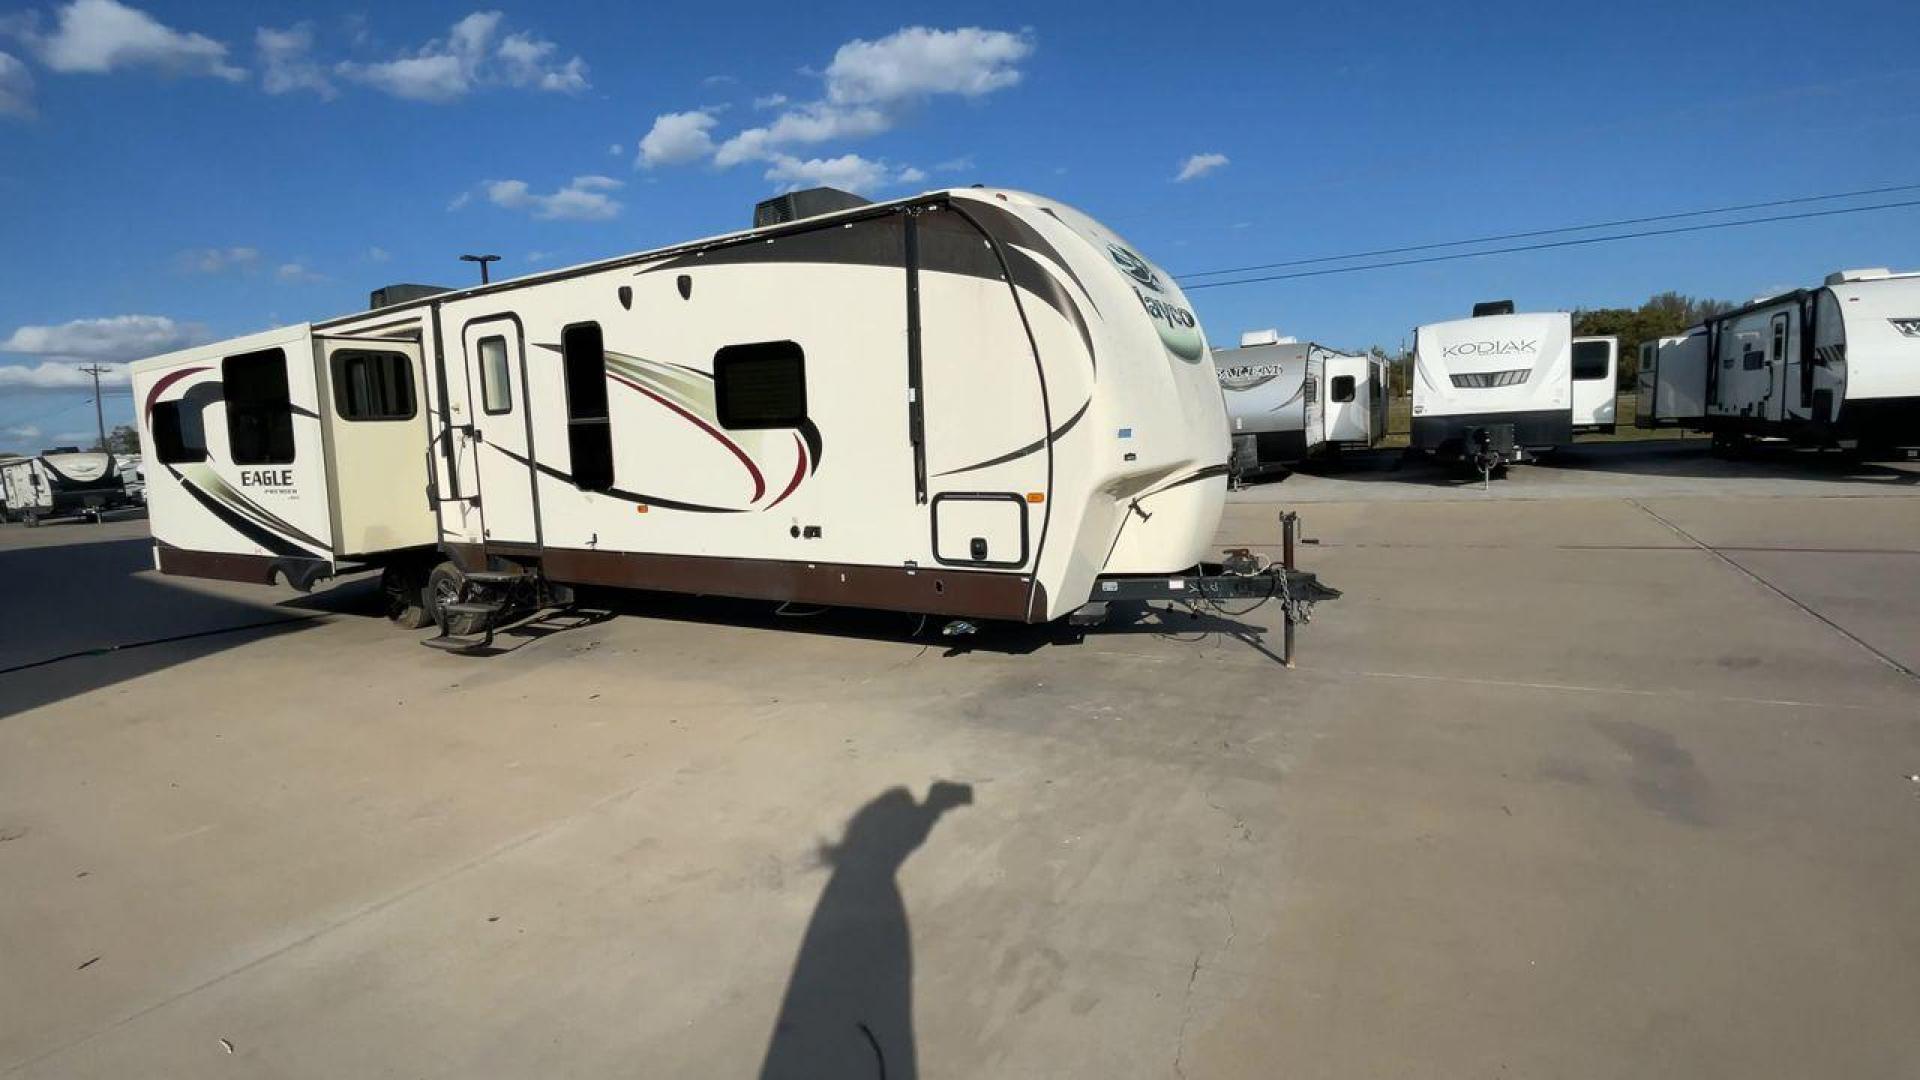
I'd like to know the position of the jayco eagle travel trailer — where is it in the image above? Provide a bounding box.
[1635,268,1920,452]
[1411,303,1574,469]
[133,187,1335,652]
[1213,331,1387,478]
[0,448,135,525]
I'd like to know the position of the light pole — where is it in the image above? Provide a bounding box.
[459,253,501,284]
[80,364,110,450]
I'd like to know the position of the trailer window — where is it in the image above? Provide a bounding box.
[1572,341,1611,381]
[561,322,613,492]
[714,340,807,429]
[151,401,208,463]
[332,350,416,421]
[223,348,295,465]
[1330,375,1356,402]
[477,337,512,415]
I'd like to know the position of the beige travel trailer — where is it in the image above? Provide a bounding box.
[132,187,1335,655]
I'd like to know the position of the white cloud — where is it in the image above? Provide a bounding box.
[637,109,718,168]
[336,10,587,103]
[527,250,552,264]
[485,175,622,220]
[1,314,209,362]
[895,165,926,184]
[257,23,334,98]
[701,73,735,87]
[752,91,787,110]
[30,0,243,81]
[448,190,473,211]
[762,153,898,195]
[700,26,1029,170]
[607,141,622,156]
[4,423,43,441]
[1175,152,1229,182]
[0,50,34,118]
[0,360,132,390]
[932,155,975,173]
[277,261,326,284]
[822,26,1031,106]
[175,245,259,274]
[366,246,390,262]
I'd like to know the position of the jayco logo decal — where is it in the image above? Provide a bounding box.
[1108,243,1162,291]
[1107,242,1203,362]
[1443,339,1539,357]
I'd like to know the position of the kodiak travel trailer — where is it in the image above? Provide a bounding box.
[1635,268,1920,453]
[0,448,136,525]
[1212,331,1388,479]
[132,187,1335,656]
[1411,302,1609,473]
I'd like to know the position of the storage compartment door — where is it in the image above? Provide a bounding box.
[932,492,1028,567]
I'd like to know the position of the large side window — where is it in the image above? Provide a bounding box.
[152,401,208,463]
[1330,375,1356,402]
[714,340,807,429]
[223,348,295,465]
[561,322,613,492]
[1571,341,1611,381]
[478,337,512,415]
[332,350,417,421]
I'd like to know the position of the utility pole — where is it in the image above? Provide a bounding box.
[80,364,110,451]
[459,253,501,284]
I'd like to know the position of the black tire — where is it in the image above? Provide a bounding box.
[382,563,434,629]
[426,561,488,637]
[23,511,39,528]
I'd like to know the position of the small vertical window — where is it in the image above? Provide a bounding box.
[561,322,613,492]
[152,401,209,463]
[715,341,807,429]
[478,337,512,415]
[1771,314,1790,363]
[223,348,295,465]
[332,350,417,421]
[1330,375,1356,402]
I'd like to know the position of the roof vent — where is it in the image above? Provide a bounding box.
[1239,328,1282,347]
[1471,299,1515,317]
[368,283,453,310]
[1824,267,1893,286]
[753,187,872,228]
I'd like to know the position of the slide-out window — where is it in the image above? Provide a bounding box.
[223,348,295,465]
[561,322,613,492]
[1572,341,1611,381]
[1330,375,1356,402]
[151,401,208,463]
[332,350,417,421]
[478,336,512,415]
[714,340,807,429]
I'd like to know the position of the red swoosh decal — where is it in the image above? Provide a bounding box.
[608,372,766,502]
[144,365,210,422]
[767,432,807,508]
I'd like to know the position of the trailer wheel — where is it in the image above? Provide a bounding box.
[426,562,488,637]
[382,563,434,629]
[23,510,39,528]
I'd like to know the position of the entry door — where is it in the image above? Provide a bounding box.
[1778,312,1811,422]
[462,318,539,545]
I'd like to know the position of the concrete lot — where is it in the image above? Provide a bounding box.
[3,442,1919,1078]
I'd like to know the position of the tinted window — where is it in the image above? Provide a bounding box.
[715,341,807,429]
[478,337,512,415]
[1572,341,1611,381]
[561,322,613,492]
[151,401,208,463]
[1330,375,1355,402]
[223,348,295,464]
[332,350,416,421]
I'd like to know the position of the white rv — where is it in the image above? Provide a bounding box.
[1411,303,1574,469]
[0,448,135,525]
[133,187,1334,648]
[1214,332,1387,478]
[1636,268,1920,452]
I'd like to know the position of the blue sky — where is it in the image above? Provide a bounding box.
[2,0,1918,449]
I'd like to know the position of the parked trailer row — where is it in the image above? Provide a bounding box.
[131,186,1335,655]
[0,448,138,526]
[1637,268,1920,452]
[1212,331,1388,478]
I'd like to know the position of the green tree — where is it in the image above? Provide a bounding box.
[101,425,139,455]
[1573,292,1735,390]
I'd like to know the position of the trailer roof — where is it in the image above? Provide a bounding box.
[312,187,969,332]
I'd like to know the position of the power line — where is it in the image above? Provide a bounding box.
[1182,198,1920,292]
[1175,182,1920,281]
